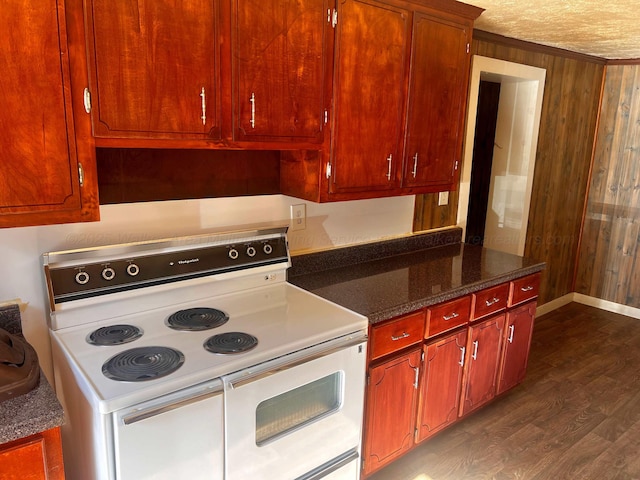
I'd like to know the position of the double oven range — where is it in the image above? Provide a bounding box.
[43,226,368,480]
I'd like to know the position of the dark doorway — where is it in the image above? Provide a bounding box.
[465,80,501,246]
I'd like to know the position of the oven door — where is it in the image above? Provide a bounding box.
[222,332,367,480]
[112,379,224,480]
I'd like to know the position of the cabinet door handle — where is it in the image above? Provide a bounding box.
[413,366,420,389]
[472,340,479,360]
[443,312,459,321]
[412,153,418,178]
[485,297,500,307]
[250,93,256,128]
[200,87,206,125]
[521,285,534,292]
[507,325,515,343]
[386,154,393,180]
[458,346,465,367]
[391,332,410,341]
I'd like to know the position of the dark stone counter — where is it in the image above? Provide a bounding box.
[0,304,64,444]
[288,228,545,324]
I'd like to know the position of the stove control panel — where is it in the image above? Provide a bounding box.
[46,235,289,303]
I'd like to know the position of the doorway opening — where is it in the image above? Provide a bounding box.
[458,56,546,256]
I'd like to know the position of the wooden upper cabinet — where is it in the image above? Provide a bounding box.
[402,12,471,189]
[0,0,98,228]
[329,0,410,194]
[232,0,329,143]
[85,0,221,140]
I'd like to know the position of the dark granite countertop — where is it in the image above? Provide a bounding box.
[288,229,545,324]
[0,304,64,445]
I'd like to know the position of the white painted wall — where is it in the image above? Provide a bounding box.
[0,195,415,381]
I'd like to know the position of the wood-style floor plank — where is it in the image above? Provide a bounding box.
[368,303,640,480]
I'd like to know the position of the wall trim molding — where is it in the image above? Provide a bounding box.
[538,293,640,320]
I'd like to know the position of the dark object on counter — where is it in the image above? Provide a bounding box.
[0,328,39,402]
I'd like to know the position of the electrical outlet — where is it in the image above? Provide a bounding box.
[438,191,449,206]
[290,204,306,231]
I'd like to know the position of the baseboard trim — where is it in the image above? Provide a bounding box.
[537,292,640,320]
[535,294,574,317]
[573,293,640,320]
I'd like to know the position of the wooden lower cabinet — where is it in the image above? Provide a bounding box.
[416,329,467,443]
[459,314,506,417]
[497,301,536,395]
[362,347,421,476]
[0,427,65,480]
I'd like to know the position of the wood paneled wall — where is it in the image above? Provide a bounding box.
[415,32,605,305]
[575,65,640,307]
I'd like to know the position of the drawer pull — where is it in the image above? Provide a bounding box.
[520,285,534,292]
[507,325,515,343]
[485,297,500,307]
[443,312,460,321]
[391,332,410,341]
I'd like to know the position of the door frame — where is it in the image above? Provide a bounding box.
[457,56,546,256]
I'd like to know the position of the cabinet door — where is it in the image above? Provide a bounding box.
[362,348,421,476]
[402,13,470,188]
[460,314,505,417]
[330,0,410,194]
[497,301,536,395]
[233,0,329,143]
[0,427,64,480]
[0,0,98,228]
[86,0,221,139]
[416,329,467,443]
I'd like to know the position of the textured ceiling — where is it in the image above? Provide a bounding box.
[463,0,640,60]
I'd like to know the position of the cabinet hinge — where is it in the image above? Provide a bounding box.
[466,43,470,54]
[332,8,338,28]
[326,162,332,179]
[454,160,459,170]
[78,162,85,187]
[83,87,92,113]
[324,109,328,125]
[421,351,425,363]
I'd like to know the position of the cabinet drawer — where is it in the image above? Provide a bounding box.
[509,273,541,307]
[426,296,470,338]
[471,283,509,321]
[369,312,425,361]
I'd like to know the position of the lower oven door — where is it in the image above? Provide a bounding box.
[112,379,224,480]
[223,332,367,480]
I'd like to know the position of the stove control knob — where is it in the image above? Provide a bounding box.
[228,248,239,260]
[246,246,256,257]
[263,243,273,255]
[101,267,116,281]
[75,271,90,285]
[126,263,140,277]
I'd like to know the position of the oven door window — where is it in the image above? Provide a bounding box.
[256,372,343,445]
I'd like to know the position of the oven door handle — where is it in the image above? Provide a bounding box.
[121,383,223,425]
[225,332,367,390]
[295,449,359,480]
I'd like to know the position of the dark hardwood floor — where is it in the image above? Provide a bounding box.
[368,302,640,480]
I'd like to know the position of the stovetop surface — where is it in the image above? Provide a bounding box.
[52,282,367,413]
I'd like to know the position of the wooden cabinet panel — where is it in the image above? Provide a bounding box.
[471,283,509,321]
[425,296,470,338]
[329,0,409,194]
[362,348,421,476]
[0,427,65,480]
[86,0,221,139]
[416,329,467,443]
[497,301,536,395]
[232,0,329,143]
[460,313,505,417]
[369,312,425,361]
[0,0,98,228]
[509,273,541,307]
[402,13,471,189]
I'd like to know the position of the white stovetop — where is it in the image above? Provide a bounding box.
[52,281,367,414]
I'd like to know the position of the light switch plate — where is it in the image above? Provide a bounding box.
[438,191,449,206]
